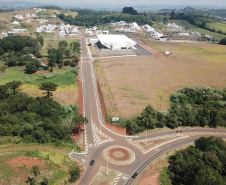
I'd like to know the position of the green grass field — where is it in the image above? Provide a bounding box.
[174,20,226,41]
[0,63,76,86]
[39,32,55,39]
[49,10,78,17]
[207,22,226,33]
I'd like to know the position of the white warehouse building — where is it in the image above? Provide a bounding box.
[96,34,136,50]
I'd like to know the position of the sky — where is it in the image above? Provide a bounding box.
[1,0,226,6]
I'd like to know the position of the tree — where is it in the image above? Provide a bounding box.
[31,165,40,178]
[219,37,226,45]
[58,40,68,49]
[39,36,44,46]
[26,177,36,185]
[26,62,38,74]
[70,41,80,56]
[38,82,58,98]
[69,166,81,183]
[41,178,49,185]
[139,104,158,129]
[122,7,137,15]
[65,49,71,58]
[73,115,88,134]
[6,80,22,95]
[0,85,9,102]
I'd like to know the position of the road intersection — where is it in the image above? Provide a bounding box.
[70,32,226,185]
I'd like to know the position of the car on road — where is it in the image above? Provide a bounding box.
[132,173,138,178]
[176,130,182,133]
[90,160,95,166]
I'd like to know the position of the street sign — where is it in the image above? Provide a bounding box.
[112,117,119,122]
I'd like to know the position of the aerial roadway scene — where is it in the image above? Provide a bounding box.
[0,0,226,184]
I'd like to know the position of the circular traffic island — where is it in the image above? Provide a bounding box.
[102,145,135,165]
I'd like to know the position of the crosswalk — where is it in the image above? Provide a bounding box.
[113,173,130,185]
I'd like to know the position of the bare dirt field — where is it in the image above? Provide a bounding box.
[94,40,226,118]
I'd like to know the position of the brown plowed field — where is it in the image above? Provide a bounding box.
[95,40,226,118]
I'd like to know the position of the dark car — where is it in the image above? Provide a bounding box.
[90,160,94,166]
[176,130,182,133]
[132,173,138,178]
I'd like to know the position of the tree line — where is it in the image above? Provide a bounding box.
[165,136,226,185]
[122,86,226,134]
[0,81,87,147]
[57,12,153,27]
[170,11,226,40]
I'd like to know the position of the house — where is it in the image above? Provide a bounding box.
[8,31,20,36]
[120,21,126,25]
[1,32,8,37]
[102,30,109,34]
[13,29,27,32]
[11,21,20,25]
[14,15,23,20]
[178,32,189,37]
[59,31,65,37]
[25,14,30,18]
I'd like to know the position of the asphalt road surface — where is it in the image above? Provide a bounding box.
[72,30,226,185]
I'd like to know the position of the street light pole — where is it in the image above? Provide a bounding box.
[106,158,109,176]
[100,121,102,136]
[145,128,147,145]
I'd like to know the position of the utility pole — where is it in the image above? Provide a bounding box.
[177,122,181,137]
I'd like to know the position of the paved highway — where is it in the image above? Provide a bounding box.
[71,30,226,185]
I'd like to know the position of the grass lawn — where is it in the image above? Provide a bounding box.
[39,32,55,39]
[91,166,120,185]
[174,20,226,41]
[0,149,81,185]
[0,63,79,105]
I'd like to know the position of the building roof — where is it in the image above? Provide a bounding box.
[97,34,136,45]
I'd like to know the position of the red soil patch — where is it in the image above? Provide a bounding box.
[7,156,46,171]
[6,155,49,182]
[109,148,130,161]
[136,39,165,57]
[138,170,162,185]
[97,80,130,135]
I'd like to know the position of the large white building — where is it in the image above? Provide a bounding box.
[96,34,136,50]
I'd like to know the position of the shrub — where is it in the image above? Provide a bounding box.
[64,60,71,66]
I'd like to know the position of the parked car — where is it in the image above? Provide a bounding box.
[90,160,95,166]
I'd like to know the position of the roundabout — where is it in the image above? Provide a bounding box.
[102,145,135,165]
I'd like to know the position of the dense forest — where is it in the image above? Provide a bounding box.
[166,136,226,185]
[123,87,226,134]
[0,81,86,149]
[0,9,14,13]
[35,5,62,10]
[57,10,153,27]
[179,7,226,19]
